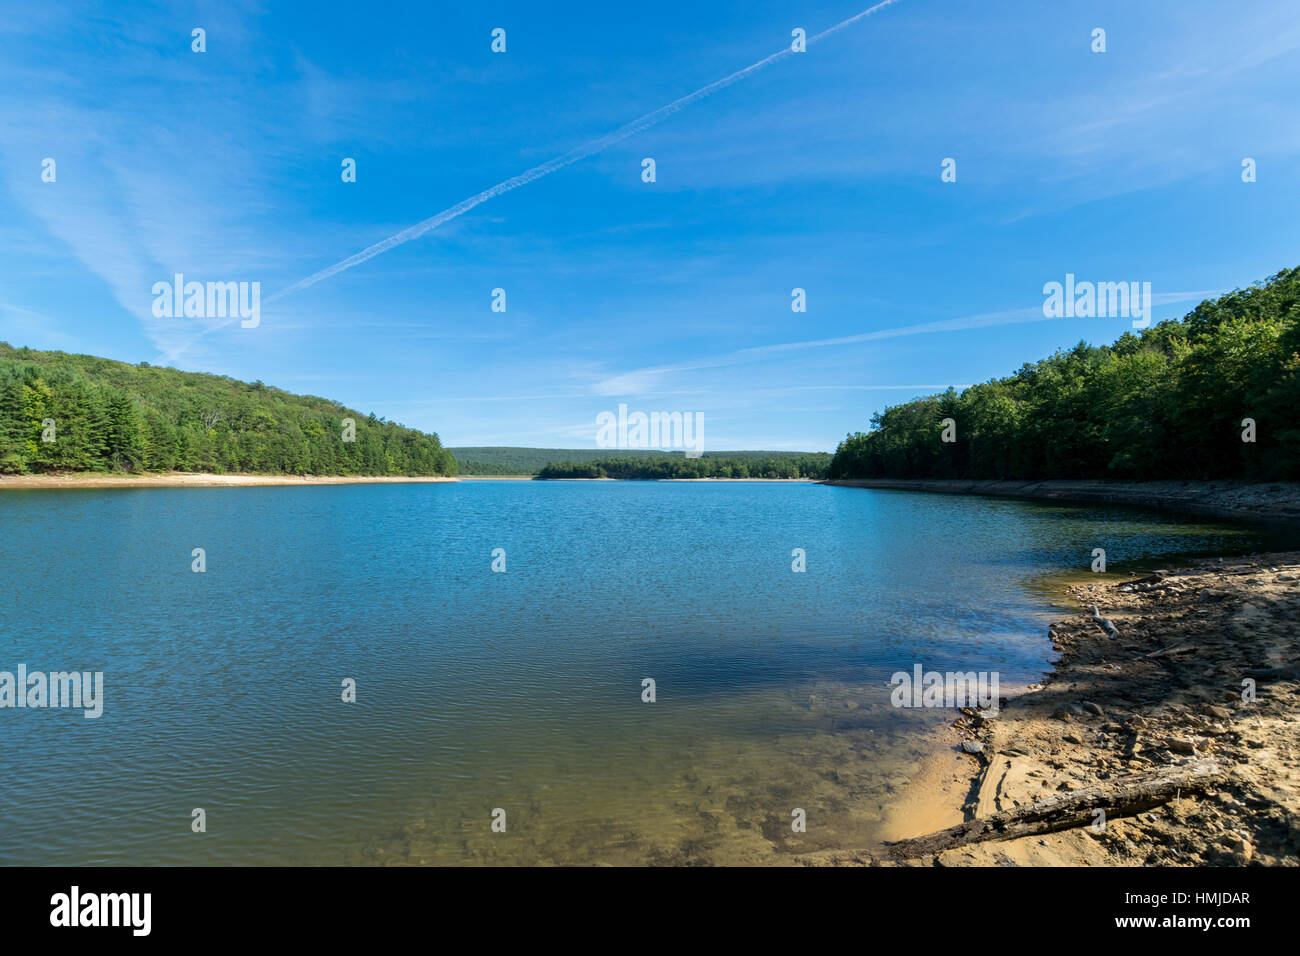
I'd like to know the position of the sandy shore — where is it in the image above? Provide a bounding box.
[0,472,458,489]
[803,550,1300,866]
[824,478,1300,526]
[1,473,818,488]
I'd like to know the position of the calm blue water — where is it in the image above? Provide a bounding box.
[0,481,1289,865]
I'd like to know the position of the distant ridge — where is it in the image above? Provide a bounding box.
[451,446,830,476]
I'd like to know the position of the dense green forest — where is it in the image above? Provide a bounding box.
[452,446,829,475]
[0,344,456,476]
[537,454,829,480]
[452,445,684,473]
[829,266,1300,482]
[451,456,527,475]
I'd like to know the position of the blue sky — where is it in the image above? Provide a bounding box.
[2,0,1298,451]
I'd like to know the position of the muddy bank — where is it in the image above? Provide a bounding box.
[0,472,458,489]
[823,479,1300,526]
[802,551,1300,866]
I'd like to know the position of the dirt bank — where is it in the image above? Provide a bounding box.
[824,479,1300,526]
[802,551,1300,866]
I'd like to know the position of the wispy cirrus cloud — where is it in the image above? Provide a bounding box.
[593,290,1222,396]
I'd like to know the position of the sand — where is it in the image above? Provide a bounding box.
[0,473,820,488]
[0,472,458,489]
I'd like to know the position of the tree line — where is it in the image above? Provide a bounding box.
[451,446,829,474]
[829,266,1300,481]
[0,344,456,476]
[537,454,830,480]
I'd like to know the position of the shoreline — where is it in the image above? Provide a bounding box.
[0,472,459,489]
[804,549,1300,866]
[0,472,822,489]
[533,476,815,482]
[823,478,1300,526]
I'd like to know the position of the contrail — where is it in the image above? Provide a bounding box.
[269,0,902,304]
[593,290,1226,394]
[159,0,902,362]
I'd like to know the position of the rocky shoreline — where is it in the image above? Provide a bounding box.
[803,550,1300,866]
[823,479,1300,526]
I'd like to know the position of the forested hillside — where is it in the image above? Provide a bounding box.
[0,344,456,476]
[829,266,1300,482]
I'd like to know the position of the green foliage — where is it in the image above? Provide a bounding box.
[0,344,456,477]
[537,454,828,480]
[454,446,829,475]
[829,266,1300,482]
[452,458,529,476]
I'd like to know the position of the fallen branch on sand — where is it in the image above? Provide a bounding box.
[886,761,1225,859]
[1090,605,1120,639]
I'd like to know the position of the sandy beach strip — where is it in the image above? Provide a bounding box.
[0,472,459,489]
[1,473,822,488]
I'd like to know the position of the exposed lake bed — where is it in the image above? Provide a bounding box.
[806,550,1300,867]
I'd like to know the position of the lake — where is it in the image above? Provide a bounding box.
[1,481,1292,865]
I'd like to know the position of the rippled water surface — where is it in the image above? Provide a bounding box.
[1,481,1292,864]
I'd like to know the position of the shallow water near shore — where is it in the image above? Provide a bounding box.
[1,481,1296,865]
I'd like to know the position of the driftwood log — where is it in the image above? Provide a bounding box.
[1089,605,1120,639]
[886,761,1225,859]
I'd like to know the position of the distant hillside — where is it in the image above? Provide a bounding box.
[537,455,829,480]
[0,344,455,477]
[452,446,831,476]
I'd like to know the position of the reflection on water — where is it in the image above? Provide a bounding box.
[0,482,1293,864]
